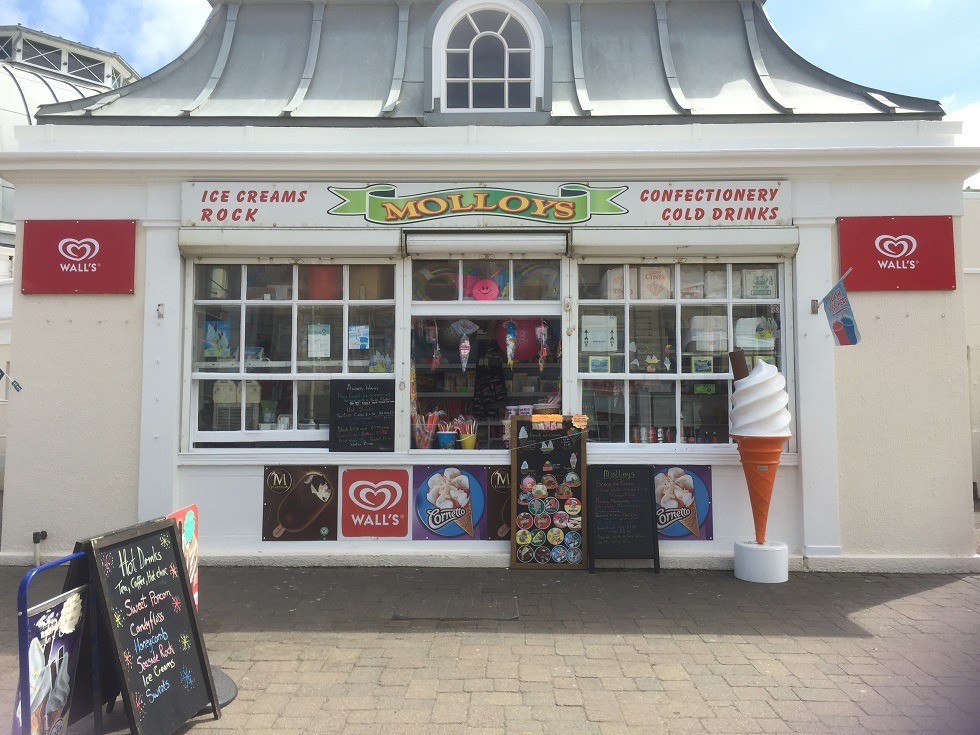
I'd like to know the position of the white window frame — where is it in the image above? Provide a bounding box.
[184,258,401,450]
[569,258,798,458]
[431,0,545,112]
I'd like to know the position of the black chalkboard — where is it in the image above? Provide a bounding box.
[329,379,396,452]
[588,465,660,572]
[510,415,588,570]
[88,518,219,735]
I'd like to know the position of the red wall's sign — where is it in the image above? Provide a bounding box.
[838,216,955,291]
[341,468,410,538]
[21,220,136,294]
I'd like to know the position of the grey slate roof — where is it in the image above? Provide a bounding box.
[34,0,943,126]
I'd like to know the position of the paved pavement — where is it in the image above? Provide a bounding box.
[2,566,978,735]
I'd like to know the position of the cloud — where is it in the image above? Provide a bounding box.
[93,0,211,75]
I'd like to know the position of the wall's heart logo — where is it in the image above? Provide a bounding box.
[874,234,917,259]
[348,480,402,512]
[58,237,100,262]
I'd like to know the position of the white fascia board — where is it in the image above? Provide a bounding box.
[2,122,978,182]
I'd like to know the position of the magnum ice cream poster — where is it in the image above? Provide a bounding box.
[14,586,87,735]
[413,466,488,540]
[486,465,513,540]
[654,465,713,540]
[263,466,339,541]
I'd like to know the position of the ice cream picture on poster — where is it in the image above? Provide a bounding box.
[413,466,488,540]
[729,350,792,583]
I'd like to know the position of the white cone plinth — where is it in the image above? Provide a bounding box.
[733,540,788,583]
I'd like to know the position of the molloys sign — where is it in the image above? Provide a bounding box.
[181,181,791,229]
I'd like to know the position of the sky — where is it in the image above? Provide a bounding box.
[1,0,978,181]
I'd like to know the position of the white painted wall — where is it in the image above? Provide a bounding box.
[964,193,980,490]
[0,190,147,556]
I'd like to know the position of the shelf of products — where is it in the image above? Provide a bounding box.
[411,317,561,450]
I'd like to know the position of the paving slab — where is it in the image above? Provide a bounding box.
[1,566,977,735]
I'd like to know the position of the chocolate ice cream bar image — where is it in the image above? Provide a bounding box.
[272,471,334,538]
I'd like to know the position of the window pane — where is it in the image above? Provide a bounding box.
[473,82,505,108]
[579,306,625,373]
[446,82,469,108]
[22,40,60,70]
[681,381,730,443]
[470,9,506,32]
[298,305,343,373]
[413,260,459,300]
[733,304,781,370]
[680,264,726,299]
[473,36,505,78]
[298,265,342,300]
[579,264,628,299]
[514,260,560,300]
[246,264,293,300]
[464,260,509,300]
[66,52,104,83]
[509,51,530,78]
[508,82,531,109]
[201,379,263,431]
[629,305,677,374]
[681,305,728,374]
[447,52,469,79]
[448,19,477,49]
[412,316,561,450]
[582,380,625,443]
[244,305,292,373]
[500,16,530,48]
[255,380,295,429]
[633,265,673,299]
[629,381,676,444]
[347,305,395,373]
[195,264,241,300]
[349,264,395,300]
[297,381,330,430]
[733,264,778,299]
[194,306,241,371]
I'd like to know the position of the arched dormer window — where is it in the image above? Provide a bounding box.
[429,0,551,113]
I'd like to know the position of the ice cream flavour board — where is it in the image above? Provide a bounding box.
[588,465,660,572]
[510,416,588,570]
[81,518,220,735]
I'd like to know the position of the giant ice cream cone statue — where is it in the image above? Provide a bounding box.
[729,351,791,544]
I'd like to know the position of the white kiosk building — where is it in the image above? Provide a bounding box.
[1,0,978,570]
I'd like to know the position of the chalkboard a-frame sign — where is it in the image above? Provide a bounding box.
[588,465,660,572]
[88,518,219,735]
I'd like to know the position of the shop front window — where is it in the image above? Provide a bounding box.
[578,263,787,445]
[411,258,562,450]
[191,263,395,447]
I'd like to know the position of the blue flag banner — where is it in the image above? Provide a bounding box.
[822,278,860,346]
